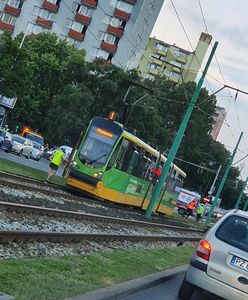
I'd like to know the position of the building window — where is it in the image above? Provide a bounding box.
[71,21,85,33]
[33,6,54,20]
[110,0,133,13]
[75,4,93,16]
[155,43,168,52]
[29,23,49,34]
[164,70,180,79]
[92,48,109,60]
[45,0,61,5]
[169,60,183,68]
[97,31,116,44]
[2,0,22,8]
[173,49,188,59]
[103,15,122,27]
[147,62,160,71]
[0,12,16,25]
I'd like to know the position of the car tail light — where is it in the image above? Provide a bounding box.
[196,240,211,261]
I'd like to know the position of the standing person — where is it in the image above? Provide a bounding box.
[196,204,205,222]
[46,148,66,183]
[3,125,9,132]
[186,200,196,218]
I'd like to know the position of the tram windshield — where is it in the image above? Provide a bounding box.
[78,124,119,167]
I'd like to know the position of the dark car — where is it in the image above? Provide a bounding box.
[0,133,12,153]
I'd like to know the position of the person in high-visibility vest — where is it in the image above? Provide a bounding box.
[196,204,205,222]
[186,199,197,218]
[46,148,66,183]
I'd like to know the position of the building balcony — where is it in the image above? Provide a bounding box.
[81,0,97,8]
[75,13,91,25]
[68,29,85,41]
[101,41,117,53]
[152,58,163,66]
[148,69,159,76]
[172,66,181,73]
[4,4,21,16]
[107,25,123,38]
[156,49,167,56]
[124,0,137,4]
[176,56,187,64]
[36,17,53,29]
[42,1,59,12]
[114,8,130,21]
[0,21,14,31]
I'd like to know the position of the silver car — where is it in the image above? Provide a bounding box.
[11,135,33,159]
[178,209,248,300]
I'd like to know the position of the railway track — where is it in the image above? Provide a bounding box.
[0,230,200,244]
[0,171,200,228]
[0,201,204,234]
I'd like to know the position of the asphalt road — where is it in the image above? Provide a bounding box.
[0,150,64,176]
[124,274,217,300]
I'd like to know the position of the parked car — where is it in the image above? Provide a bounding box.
[11,135,33,159]
[0,132,12,153]
[30,142,43,161]
[178,209,248,300]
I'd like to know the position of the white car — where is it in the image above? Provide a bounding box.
[47,145,72,161]
[31,142,43,161]
[11,135,33,159]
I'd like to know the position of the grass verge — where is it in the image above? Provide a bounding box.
[0,158,65,185]
[0,247,194,300]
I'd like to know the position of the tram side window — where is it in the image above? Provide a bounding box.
[107,138,122,169]
[115,139,138,173]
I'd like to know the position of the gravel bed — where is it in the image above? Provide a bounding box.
[0,186,192,228]
[0,239,197,260]
[0,208,200,238]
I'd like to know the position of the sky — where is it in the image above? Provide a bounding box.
[151,0,248,180]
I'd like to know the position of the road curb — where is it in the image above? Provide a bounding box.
[64,265,187,300]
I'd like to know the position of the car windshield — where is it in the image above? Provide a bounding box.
[78,125,118,167]
[216,215,248,252]
[33,142,41,150]
[12,135,25,144]
[25,133,44,145]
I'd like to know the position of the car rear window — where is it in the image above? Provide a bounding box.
[216,215,248,252]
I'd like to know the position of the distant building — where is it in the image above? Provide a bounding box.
[0,0,164,70]
[138,32,212,83]
[210,106,227,141]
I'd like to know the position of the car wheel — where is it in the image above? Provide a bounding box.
[178,275,195,299]
[18,150,23,157]
[26,153,31,159]
[178,207,186,216]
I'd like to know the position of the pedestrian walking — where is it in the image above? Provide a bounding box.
[46,148,66,183]
[196,204,205,222]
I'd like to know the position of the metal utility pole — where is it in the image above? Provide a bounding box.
[235,176,248,209]
[208,164,222,195]
[145,41,218,219]
[206,132,243,225]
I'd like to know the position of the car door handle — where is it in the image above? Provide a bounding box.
[238,277,248,285]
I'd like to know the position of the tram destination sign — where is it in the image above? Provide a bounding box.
[0,95,17,109]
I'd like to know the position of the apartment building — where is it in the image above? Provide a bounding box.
[0,0,164,69]
[210,106,227,141]
[138,32,212,83]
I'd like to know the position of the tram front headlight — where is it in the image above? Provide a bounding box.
[93,172,103,178]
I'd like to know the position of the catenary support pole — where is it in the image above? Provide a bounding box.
[235,176,248,209]
[145,41,218,219]
[208,164,222,195]
[206,131,243,225]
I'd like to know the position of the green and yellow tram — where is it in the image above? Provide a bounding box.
[64,114,186,215]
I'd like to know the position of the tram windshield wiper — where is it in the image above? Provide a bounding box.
[87,153,107,165]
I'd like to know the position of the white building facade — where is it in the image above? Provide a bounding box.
[0,0,164,69]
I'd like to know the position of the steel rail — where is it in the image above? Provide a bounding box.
[0,201,204,233]
[0,230,201,244]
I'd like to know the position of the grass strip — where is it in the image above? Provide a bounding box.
[0,247,194,300]
[0,158,64,185]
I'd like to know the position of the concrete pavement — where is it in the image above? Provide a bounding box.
[64,265,187,300]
